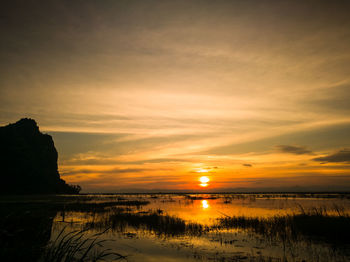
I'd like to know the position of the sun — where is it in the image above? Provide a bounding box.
[199,176,210,187]
[199,176,210,183]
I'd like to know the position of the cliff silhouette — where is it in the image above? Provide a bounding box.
[0,118,81,194]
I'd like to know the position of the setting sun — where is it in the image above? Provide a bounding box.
[199,176,210,187]
[199,176,209,183]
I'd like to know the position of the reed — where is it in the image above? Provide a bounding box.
[215,206,350,244]
[88,209,207,237]
[40,227,126,262]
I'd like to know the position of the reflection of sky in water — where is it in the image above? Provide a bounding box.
[142,195,350,225]
[52,194,350,262]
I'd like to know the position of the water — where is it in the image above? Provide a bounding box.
[49,194,350,262]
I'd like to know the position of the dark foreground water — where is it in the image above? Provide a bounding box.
[1,193,350,261]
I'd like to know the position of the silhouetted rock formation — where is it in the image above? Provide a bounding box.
[0,118,81,194]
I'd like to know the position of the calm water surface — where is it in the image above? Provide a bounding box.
[51,194,350,262]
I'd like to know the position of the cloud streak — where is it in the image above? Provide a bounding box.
[61,168,148,176]
[275,145,313,155]
[313,149,350,163]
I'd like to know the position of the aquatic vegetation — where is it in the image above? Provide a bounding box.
[56,200,150,213]
[184,195,218,200]
[215,206,350,244]
[40,228,126,262]
[88,209,207,237]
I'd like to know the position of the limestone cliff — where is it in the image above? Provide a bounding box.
[0,118,81,194]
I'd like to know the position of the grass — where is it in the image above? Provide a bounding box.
[87,209,207,237]
[184,195,218,200]
[57,200,149,213]
[215,206,350,245]
[40,227,126,262]
[0,195,148,261]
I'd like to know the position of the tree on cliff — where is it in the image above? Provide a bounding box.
[0,118,81,194]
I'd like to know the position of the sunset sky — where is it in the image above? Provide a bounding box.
[1,0,350,192]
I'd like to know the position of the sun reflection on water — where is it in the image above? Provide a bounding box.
[201,200,209,209]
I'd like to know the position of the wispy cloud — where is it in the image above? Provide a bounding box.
[61,168,148,176]
[275,145,313,155]
[313,149,350,163]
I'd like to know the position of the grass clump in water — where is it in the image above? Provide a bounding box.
[40,227,126,262]
[57,200,149,213]
[215,206,350,244]
[88,209,206,237]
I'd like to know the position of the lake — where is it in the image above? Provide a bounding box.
[43,193,350,262]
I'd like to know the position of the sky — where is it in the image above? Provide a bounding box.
[1,0,350,192]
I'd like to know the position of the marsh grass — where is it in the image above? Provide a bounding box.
[185,195,218,200]
[58,197,350,244]
[41,227,126,262]
[215,193,350,201]
[0,195,148,261]
[215,206,350,245]
[58,200,149,213]
[87,209,207,237]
